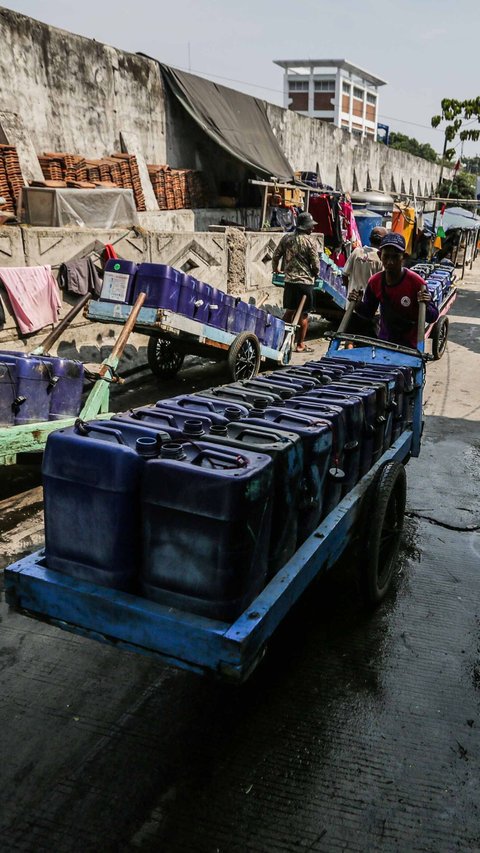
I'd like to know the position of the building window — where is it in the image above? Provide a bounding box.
[314,80,335,92]
[288,80,309,91]
[366,92,377,105]
[353,86,363,99]
[342,81,351,93]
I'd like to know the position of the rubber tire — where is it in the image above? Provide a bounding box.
[362,460,407,605]
[227,332,261,381]
[432,316,449,360]
[147,336,185,378]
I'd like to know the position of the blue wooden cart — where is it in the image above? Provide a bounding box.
[4,324,427,682]
[86,298,299,383]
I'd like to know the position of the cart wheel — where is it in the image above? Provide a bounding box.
[432,316,449,360]
[362,461,407,605]
[228,332,261,380]
[147,337,185,378]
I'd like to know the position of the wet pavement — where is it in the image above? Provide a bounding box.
[1,270,480,852]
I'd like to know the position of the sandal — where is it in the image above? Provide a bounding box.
[295,344,314,353]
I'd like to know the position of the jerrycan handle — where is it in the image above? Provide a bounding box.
[186,442,248,469]
[74,418,127,445]
[131,407,175,425]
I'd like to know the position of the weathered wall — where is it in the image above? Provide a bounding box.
[0,7,441,201]
[0,8,166,164]
[266,104,441,196]
[0,227,281,373]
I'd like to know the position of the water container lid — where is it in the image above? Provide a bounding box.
[183,418,205,436]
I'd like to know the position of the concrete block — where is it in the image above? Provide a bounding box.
[22,227,149,268]
[138,210,194,232]
[245,233,282,294]
[0,227,26,267]
[150,231,228,288]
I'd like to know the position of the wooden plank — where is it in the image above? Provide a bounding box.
[120,131,159,212]
[0,110,44,183]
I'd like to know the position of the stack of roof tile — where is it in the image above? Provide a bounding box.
[0,144,24,213]
[37,152,147,210]
[148,164,207,209]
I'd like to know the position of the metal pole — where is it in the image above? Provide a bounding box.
[429,134,449,259]
[417,287,426,351]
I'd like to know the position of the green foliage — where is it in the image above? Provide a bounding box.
[388,132,439,163]
[438,171,476,199]
[431,98,480,160]
[462,155,480,175]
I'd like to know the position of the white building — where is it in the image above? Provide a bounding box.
[273,59,386,140]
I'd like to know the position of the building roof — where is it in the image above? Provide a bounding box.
[273,59,387,87]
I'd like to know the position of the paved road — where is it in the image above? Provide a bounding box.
[1,267,480,852]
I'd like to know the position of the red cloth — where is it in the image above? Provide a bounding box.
[362,269,438,348]
[103,244,118,261]
[309,195,333,236]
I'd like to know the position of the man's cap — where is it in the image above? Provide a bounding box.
[296,212,317,231]
[379,232,406,252]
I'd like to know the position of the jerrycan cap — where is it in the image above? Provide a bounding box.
[136,436,160,458]
[183,418,205,437]
[253,397,269,410]
[160,441,186,460]
[328,466,346,482]
[210,424,228,436]
[224,406,243,421]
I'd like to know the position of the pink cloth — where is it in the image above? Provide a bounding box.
[0,265,61,334]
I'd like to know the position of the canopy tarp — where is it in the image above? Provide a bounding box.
[160,64,293,182]
[424,205,480,235]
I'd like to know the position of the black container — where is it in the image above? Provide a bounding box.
[227,379,293,401]
[262,373,320,395]
[273,370,323,391]
[198,386,277,409]
[278,398,348,511]
[242,408,333,544]
[155,395,249,425]
[303,390,365,491]
[187,421,303,576]
[113,406,215,435]
[141,441,274,621]
[324,382,383,474]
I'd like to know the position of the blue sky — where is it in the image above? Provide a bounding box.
[3,0,480,157]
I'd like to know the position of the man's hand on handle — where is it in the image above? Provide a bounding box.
[417,289,431,304]
[348,288,363,303]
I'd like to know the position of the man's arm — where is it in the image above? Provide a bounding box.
[349,281,379,318]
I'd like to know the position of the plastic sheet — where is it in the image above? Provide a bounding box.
[22,188,139,228]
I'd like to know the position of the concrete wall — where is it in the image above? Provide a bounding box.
[0,7,166,164]
[0,226,281,373]
[0,7,441,202]
[266,104,441,196]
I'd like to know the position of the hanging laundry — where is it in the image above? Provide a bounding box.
[0,266,62,334]
[309,195,334,237]
[58,257,102,297]
[340,200,362,248]
[392,204,415,254]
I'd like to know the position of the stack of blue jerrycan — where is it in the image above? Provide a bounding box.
[99,260,286,349]
[0,350,84,426]
[43,417,275,622]
[41,355,416,624]
[114,406,303,578]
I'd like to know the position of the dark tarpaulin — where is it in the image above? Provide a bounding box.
[160,64,293,182]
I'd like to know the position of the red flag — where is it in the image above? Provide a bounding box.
[440,203,446,216]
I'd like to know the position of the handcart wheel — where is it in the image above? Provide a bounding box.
[432,316,449,360]
[362,461,407,605]
[228,332,261,381]
[147,336,185,378]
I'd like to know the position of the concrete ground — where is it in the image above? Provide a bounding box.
[1,265,480,852]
